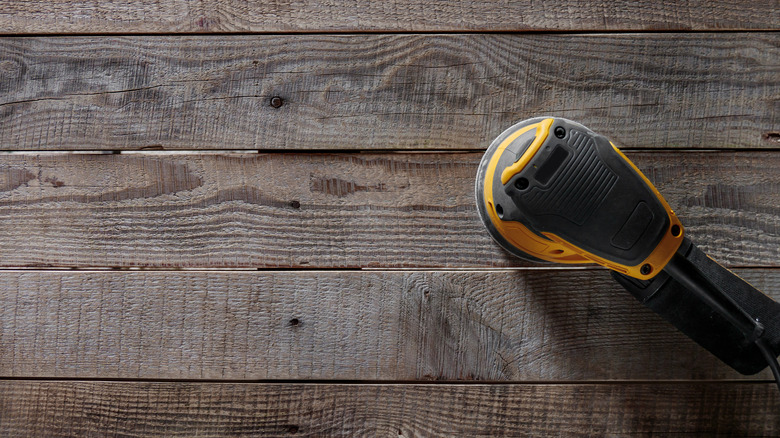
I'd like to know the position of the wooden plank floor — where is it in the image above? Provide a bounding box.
[0,2,778,436]
[1,382,777,437]
[1,35,777,151]
[1,269,779,381]
[0,151,778,268]
[1,1,776,34]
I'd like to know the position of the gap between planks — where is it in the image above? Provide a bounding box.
[2,149,780,155]
[0,266,774,272]
[3,29,780,38]
[0,377,776,385]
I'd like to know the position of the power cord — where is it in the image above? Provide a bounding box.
[755,338,780,392]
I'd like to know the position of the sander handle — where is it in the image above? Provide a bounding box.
[662,252,780,390]
[612,238,780,377]
[664,253,764,343]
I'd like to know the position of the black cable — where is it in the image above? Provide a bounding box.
[756,338,780,392]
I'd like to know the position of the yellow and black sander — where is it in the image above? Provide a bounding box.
[476,116,780,385]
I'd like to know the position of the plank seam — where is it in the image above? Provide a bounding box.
[0,377,776,385]
[1,148,779,155]
[0,267,776,273]
[0,29,778,38]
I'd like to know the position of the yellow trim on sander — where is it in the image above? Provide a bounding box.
[500,118,553,184]
[607,142,684,278]
[482,120,685,278]
[483,118,590,264]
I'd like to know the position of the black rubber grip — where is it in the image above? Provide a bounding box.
[612,238,780,375]
[501,119,670,267]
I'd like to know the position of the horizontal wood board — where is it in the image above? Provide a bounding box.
[1,0,778,435]
[1,34,777,151]
[1,0,777,34]
[1,269,778,381]
[0,151,777,268]
[0,381,777,437]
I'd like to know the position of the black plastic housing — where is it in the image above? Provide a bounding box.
[613,238,780,375]
[501,119,669,267]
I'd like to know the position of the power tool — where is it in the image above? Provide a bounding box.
[475,116,780,387]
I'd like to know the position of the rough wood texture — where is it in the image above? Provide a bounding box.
[0,381,777,437]
[0,151,777,268]
[1,269,778,381]
[1,1,776,34]
[1,34,777,151]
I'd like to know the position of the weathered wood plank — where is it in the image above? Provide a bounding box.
[1,1,776,34]
[1,269,778,381]
[0,381,776,437]
[0,151,777,268]
[1,34,777,151]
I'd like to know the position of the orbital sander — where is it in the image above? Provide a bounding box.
[476,116,780,386]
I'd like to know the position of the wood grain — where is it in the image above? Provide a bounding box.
[1,34,777,151]
[1,269,778,381]
[0,381,777,437]
[1,1,777,34]
[0,151,778,268]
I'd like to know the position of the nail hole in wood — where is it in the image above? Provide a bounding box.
[763,132,780,142]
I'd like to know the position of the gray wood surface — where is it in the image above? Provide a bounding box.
[1,2,779,434]
[1,34,777,151]
[1,381,776,437]
[0,151,777,268]
[1,269,778,381]
[1,1,776,34]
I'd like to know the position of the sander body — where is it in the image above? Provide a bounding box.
[476,117,780,379]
